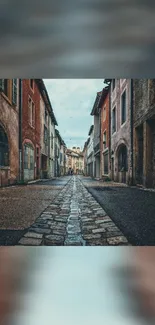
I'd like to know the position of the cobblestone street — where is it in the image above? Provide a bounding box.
[18,176,129,246]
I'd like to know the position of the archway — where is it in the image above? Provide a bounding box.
[0,125,9,167]
[117,144,128,183]
[23,142,35,181]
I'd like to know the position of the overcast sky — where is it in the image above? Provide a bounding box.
[44,79,105,150]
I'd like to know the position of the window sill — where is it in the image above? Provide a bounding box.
[103,148,109,154]
[0,166,10,170]
[121,121,127,127]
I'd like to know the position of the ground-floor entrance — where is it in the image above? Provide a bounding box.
[23,143,35,181]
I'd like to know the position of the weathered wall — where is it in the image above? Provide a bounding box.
[22,79,41,179]
[110,79,131,183]
[133,79,155,187]
[0,89,19,186]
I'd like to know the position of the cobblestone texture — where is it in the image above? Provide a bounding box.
[18,176,130,246]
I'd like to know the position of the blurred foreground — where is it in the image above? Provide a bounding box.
[0,247,155,325]
[0,0,155,77]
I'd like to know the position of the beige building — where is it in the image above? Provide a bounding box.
[66,147,84,174]
[39,80,58,179]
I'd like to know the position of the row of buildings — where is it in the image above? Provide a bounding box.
[83,79,155,189]
[66,147,84,174]
[0,79,67,187]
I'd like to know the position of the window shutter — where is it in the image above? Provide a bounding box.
[12,79,17,105]
[0,79,5,91]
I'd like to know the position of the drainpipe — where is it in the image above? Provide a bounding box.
[130,79,134,185]
[19,79,23,182]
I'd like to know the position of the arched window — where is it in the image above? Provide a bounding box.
[0,126,9,167]
[118,145,128,172]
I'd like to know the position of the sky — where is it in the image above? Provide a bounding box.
[43,79,105,150]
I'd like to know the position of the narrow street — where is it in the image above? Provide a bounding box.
[1,175,155,246]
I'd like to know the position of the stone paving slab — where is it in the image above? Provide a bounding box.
[18,176,130,246]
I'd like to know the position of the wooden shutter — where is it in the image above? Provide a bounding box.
[12,79,17,105]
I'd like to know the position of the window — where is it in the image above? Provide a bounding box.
[12,79,17,105]
[104,153,109,175]
[30,79,34,90]
[32,102,35,127]
[45,109,48,124]
[121,90,126,124]
[0,126,9,167]
[103,131,107,149]
[51,133,53,149]
[112,79,115,90]
[44,125,48,143]
[28,97,35,127]
[112,107,116,134]
[103,105,106,121]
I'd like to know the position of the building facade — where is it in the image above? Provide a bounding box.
[91,91,102,179]
[83,140,89,176]
[100,86,110,179]
[106,79,132,184]
[87,126,94,177]
[0,79,19,186]
[66,147,84,174]
[54,129,61,177]
[133,79,155,188]
[22,79,41,182]
[38,79,58,179]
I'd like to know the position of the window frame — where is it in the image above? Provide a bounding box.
[121,89,127,125]
[112,106,116,134]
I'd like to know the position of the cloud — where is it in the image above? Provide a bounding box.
[44,79,105,148]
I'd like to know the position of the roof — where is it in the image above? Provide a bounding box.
[90,91,102,116]
[98,86,110,107]
[88,125,94,136]
[35,79,58,126]
[55,129,65,145]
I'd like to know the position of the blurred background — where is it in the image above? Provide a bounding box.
[0,0,155,77]
[0,247,155,325]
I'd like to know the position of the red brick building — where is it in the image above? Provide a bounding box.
[22,79,41,181]
[0,79,19,186]
[100,86,110,178]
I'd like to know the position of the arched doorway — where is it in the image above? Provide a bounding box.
[117,144,128,183]
[0,125,9,167]
[23,142,35,181]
